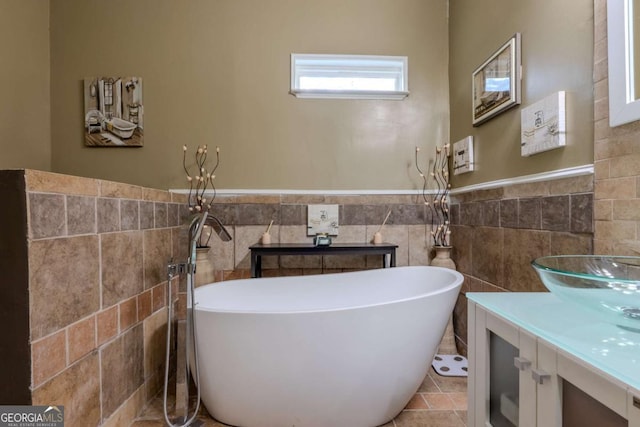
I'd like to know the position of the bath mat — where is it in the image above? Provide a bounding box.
[432,354,468,377]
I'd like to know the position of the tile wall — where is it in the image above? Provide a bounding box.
[449,174,594,355]
[202,194,436,280]
[197,182,593,358]
[593,0,640,255]
[1,169,188,427]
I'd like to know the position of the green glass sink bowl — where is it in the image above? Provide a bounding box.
[532,255,640,328]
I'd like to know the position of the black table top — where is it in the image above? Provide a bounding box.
[249,242,398,250]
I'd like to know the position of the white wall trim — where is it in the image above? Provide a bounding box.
[169,164,594,197]
[450,164,594,195]
[169,188,429,196]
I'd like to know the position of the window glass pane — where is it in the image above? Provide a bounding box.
[299,76,398,91]
[291,54,408,99]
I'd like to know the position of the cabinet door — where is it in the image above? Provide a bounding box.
[557,351,627,427]
[471,306,536,427]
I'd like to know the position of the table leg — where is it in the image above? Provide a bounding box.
[251,252,262,278]
[390,249,396,267]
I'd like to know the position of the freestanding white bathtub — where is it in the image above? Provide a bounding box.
[193,265,463,427]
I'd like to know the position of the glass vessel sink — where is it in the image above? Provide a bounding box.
[532,255,640,329]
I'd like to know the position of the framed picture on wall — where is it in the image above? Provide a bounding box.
[472,33,521,126]
[83,76,144,147]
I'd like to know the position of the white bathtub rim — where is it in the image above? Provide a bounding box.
[194,265,463,315]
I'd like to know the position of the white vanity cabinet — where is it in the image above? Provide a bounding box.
[467,293,640,427]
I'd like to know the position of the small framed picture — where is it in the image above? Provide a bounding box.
[472,33,521,126]
[83,76,144,147]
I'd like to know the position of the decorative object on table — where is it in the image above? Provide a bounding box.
[262,220,273,244]
[182,144,222,248]
[415,144,467,377]
[307,204,339,236]
[83,76,144,146]
[520,91,566,157]
[373,210,392,244]
[313,233,332,246]
[472,33,521,126]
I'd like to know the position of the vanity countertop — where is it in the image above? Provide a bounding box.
[467,292,640,391]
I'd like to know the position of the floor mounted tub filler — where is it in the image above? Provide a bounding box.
[193,265,463,427]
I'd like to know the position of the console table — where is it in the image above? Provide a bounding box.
[249,243,398,278]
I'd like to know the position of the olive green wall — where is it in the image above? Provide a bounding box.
[49,0,449,190]
[4,1,596,190]
[0,1,50,171]
[449,0,594,188]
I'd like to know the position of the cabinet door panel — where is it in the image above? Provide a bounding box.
[562,380,626,427]
[557,351,627,417]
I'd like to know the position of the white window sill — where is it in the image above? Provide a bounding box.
[289,89,409,100]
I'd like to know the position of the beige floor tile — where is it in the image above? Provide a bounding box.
[423,393,456,410]
[418,371,442,392]
[404,393,429,409]
[393,410,466,427]
[428,369,468,393]
[449,392,468,410]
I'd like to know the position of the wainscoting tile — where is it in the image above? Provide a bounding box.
[100,181,142,200]
[140,201,155,230]
[67,315,96,364]
[209,226,235,271]
[143,309,167,398]
[97,306,119,346]
[138,289,153,322]
[97,197,120,233]
[550,232,593,256]
[235,203,280,226]
[571,193,594,233]
[460,202,482,227]
[167,203,180,227]
[408,225,431,266]
[31,330,66,387]
[450,225,472,275]
[503,229,549,292]
[499,199,518,228]
[482,200,500,227]
[29,235,100,339]
[32,352,101,427]
[154,203,168,228]
[26,170,99,196]
[121,200,140,231]
[119,297,138,332]
[281,204,305,225]
[541,195,570,231]
[143,188,172,203]
[29,193,65,239]
[101,325,144,419]
[517,198,541,229]
[101,231,144,307]
[471,227,503,286]
[143,229,172,290]
[67,195,96,235]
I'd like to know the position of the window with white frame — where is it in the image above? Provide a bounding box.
[290,54,409,100]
